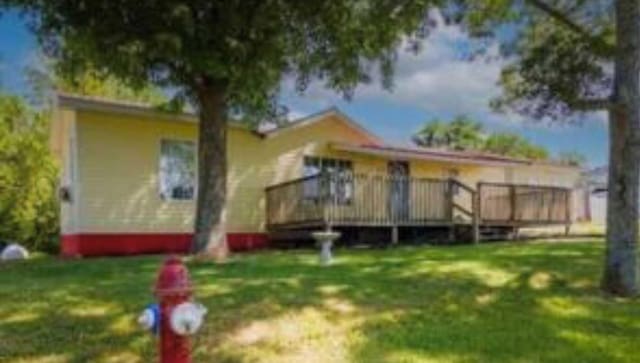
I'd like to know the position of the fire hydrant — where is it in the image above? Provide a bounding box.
[138,256,207,363]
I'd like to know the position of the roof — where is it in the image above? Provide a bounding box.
[56,93,381,143]
[57,93,580,169]
[57,92,251,131]
[331,142,580,169]
[260,107,383,145]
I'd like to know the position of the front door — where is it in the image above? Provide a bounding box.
[388,161,410,221]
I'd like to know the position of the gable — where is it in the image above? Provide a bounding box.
[262,109,382,145]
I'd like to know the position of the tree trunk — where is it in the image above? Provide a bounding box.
[192,82,229,261]
[602,0,640,296]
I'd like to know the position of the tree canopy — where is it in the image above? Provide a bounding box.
[412,115,550,160]
[24,59,167,106]
[453,0,614,121]
[9,0,435,118]
[557,150,587,166]
[413,115,484,150]
[483,132,549,160]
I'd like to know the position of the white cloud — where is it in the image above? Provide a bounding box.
[281,10,509,124]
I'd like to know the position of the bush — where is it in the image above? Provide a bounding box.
[0,94,60,253]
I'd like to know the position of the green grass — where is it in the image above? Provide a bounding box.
[1,240,638,363]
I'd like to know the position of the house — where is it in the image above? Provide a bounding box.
[50,93,584,257]
[581,166,608,224]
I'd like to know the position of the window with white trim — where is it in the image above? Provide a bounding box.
[303,156,353,203]
[159,139,196,200]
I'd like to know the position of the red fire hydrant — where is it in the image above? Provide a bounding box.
[151,256,206,363]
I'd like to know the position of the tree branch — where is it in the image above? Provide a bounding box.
[527,0,592,39]
[526,0,615,56]
[569,97,612,111]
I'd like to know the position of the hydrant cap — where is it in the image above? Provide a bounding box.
[155,256,192,296]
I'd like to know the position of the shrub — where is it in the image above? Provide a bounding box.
[0,94,59,253]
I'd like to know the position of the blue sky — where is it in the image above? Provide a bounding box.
[0,10,608,167]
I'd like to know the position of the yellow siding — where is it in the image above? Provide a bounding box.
[229,118,386,232]
[508,164,581,188]
[76,111,198,233]
[409,161,578,189]
[67,106,582,234]
[72,110,377,234]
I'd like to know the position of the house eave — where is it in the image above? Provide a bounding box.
[56,92,255,132]
[330,142,584,169]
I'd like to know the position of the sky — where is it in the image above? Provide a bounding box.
[0,10,608,167]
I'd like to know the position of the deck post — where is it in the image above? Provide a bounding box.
[448,223,456,244]
[509,184,517,223]
[564,189,572,236]
[472,189,480,245]
[391,226,399,245]
[447,178,455,221]
[447,179,455,243]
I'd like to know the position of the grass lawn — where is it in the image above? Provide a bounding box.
[1,239,638,363]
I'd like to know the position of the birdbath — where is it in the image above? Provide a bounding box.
[311,230,341,266]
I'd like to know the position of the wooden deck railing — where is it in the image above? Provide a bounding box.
[266,173,452,229]
[477,182,571,225]
[265,175,573,237]
[265,174,326,228]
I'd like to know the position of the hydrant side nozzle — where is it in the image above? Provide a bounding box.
[138,304,160,334]
[170,302,208,336]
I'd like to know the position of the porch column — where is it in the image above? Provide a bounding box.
[472,189,480,245]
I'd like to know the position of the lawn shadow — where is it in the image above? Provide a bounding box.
[1,240,638,362]
[190,241,637,362]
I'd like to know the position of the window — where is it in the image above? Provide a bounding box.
[303,156,353,204]
[159,140,196,200]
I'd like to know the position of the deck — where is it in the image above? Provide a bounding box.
[265,173,572,243]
